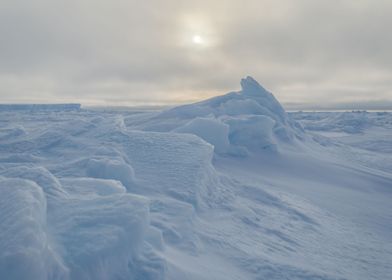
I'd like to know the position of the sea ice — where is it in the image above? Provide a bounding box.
[0,77,391,279]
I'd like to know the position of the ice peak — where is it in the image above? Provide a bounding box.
[240,76,268,96]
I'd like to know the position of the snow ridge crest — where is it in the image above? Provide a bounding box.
[240,76,269,96]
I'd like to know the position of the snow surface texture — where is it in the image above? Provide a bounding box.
[134,76,305,156]
[0,77,391,279]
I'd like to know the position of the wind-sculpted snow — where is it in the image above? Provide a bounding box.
[173,117,230,154]
[292,111,392,134]
[292,111,392,172]
[0,167,150,280]
[0,177,67,280]
[0,109,227,279]
[136,76,305,155]
[0,78,391,279]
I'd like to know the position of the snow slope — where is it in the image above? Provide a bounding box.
[0,77,391,279]
[133,76,305,156]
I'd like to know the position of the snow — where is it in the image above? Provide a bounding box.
[0,177,68,280]
[0,104,81,111]
[292,111,373,133]
[0,77,391,279]
[174,117,230,154]
[225,115,277,152]
[144,76,304,155]
[86,158,136,191]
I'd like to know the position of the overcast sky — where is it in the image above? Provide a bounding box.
[1,0,391,108]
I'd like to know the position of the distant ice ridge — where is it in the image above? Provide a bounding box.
[0,104,81,111]
[292,111,376,134]
[141,76,305,155]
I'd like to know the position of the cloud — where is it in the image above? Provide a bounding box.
[0,0,391,108]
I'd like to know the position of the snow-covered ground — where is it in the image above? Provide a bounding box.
[0,77,391,279]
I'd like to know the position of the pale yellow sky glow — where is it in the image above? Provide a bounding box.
[192,35,203,44]
[0,0,391,109]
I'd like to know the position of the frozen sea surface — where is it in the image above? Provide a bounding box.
[0,77,391,279]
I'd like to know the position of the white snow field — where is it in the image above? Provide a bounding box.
[0,77,391,280]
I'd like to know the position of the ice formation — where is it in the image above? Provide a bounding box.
[0,77,391,279]
[146,76,305,155]
[0,104,81,111]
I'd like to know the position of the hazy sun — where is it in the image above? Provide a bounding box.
[178,14,217,49]
[192,35,203,45]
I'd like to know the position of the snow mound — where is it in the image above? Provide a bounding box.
[150,76,304,154]
[0,177,68,280]
[0,111,229,278]
[115,130,229,210]
[226,115,277,152]
[0,166,152,280]
[59,178,127,197]
[51,192,149,280]
[86,157,137,191]
[173,118,230,154]
[0,166,69,205]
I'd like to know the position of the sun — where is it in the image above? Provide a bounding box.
[192,35,203,45]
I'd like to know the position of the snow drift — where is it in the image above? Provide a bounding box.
[0,77,391,280]
[143,76,304,155]
[0,108,225,279]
